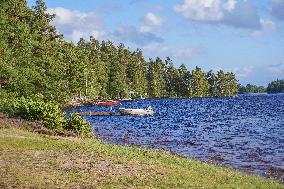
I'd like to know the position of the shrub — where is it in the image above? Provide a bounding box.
[1,94,93,138]
[65,113,93,138]
[0,90,17,115]
[12,98,65,132]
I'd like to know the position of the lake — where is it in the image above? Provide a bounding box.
[69,94,284,182]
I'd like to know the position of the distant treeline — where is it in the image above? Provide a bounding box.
[0,0,239,105]
[239,79,284,94]
[238,84,266,93]
[267,79,284,93]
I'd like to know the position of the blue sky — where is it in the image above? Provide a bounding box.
[28,0,284,86]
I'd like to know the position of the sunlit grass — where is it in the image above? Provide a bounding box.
[0,128,283,189]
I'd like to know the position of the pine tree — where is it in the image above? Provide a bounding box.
[165,57,181,97]
[207,70,219,97]
[226,72,238,96]
[267,79,284,93]
[100,40,117,98]
[63,42,87,97]
[191,66,210,97]
[127,49,147,98]
[178,64,191,97]
[147,58,166,98]
[0,0,241,104]
[107,42,128,99]
[217,70,226,97]
[77,37,101,98]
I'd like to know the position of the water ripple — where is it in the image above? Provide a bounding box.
[68,93,284,182]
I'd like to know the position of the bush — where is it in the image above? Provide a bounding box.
[65,113,93,138]
[0,90,17,115]
[12,98,65,132]
[1,94,93,138]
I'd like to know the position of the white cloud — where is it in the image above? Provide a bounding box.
[71,30,84,42]
[114,26,164,45]
[48,7,163,45]
[267,63,284,76]
[251,19,276,37]
[213,66,254,78]
[270,0,284,21]
[143,42,196,61]
[174,0,224,22]
[143,43,169,54]
[138,26,152,33]
[48,7,105,42]
[143,12,164,26]
[233,66,254,78]
[223,0,237,12]
[139,12,164,33]
[174,0,261,29]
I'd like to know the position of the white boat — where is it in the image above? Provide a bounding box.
[139,95,145,100]
[118,106,155,115]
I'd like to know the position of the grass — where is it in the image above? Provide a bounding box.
[0,112,282,189]
[1,128,283,189]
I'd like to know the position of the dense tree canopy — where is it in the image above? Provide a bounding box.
[238,84,266,94]
[267,79,284,93]
[0,0,240,105]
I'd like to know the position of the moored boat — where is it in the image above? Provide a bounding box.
[95,100,120,106]
[118,106,155,115]
[120,98,135,102]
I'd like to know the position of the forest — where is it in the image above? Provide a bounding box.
[0,0,239,105]
[238,84,266,94]
[267,79,284,93]
[238,80,284,94]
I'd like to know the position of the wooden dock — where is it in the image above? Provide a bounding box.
[75,111,116,116]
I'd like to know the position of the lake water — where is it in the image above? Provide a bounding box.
[69,94,284,182]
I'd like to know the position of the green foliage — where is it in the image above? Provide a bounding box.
[0,90,17,114]
[207,71,219,97]
[127,49,148,98]
[239,84,266,93]
[0,0,240,105]
[107,43,128,99]
[12,98,65,132]
[191,67,210,97]
[267,79,284,93]
[0,95,93,137]
[216,70,239,97]
[178,64,191,97]
[65,113,93,138]
[165,57,181,97]
[147,58,166,98]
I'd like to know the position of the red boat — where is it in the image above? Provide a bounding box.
[95,100,120,106]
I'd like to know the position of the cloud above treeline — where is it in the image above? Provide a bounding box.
[233,66,254,78]
[173,0,278,37]
[267,63,284,76]
[47,1,281,43]
[270,0,284,21]
[47,7,107,41]
[142,42,197,61]
[143,12,164,27]
[113,26,164,45]
[139,12,164,33]
[174,0,262,29]
[47,7,164,45]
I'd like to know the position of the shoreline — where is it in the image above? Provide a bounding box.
[0,116,283,188]
[95,134,284,184]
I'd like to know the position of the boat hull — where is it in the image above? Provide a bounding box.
[118,108,155,115]
[95,101,119,106]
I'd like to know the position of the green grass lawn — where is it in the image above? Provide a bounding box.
[0,128,283,189]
